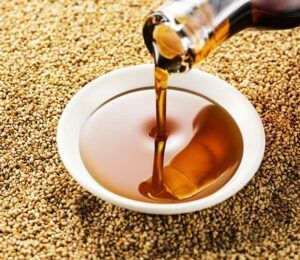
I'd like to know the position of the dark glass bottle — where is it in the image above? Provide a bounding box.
[143,0,300,73]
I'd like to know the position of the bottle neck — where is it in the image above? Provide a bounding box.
[191,0,253,63]
[143,0,253,73]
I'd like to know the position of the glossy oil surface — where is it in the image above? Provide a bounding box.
[79,88,243,203]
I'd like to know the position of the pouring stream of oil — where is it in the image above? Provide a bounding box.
[139,24,242,201]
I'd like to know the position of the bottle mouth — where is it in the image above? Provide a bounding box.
[143,12,195,73]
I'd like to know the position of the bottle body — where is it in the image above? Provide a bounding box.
[143,0,300,73]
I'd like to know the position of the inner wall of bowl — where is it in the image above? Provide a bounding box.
[79,86,244,204]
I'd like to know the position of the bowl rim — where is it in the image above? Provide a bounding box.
[57,64,265,214]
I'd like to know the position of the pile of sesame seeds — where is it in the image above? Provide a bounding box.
[0,0,299,258]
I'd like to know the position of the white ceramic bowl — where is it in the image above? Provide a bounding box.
[57,64,265,214]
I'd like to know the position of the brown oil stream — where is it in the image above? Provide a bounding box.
[139,23,243,201]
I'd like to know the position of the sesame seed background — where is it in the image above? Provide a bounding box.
[0,0,299,258]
